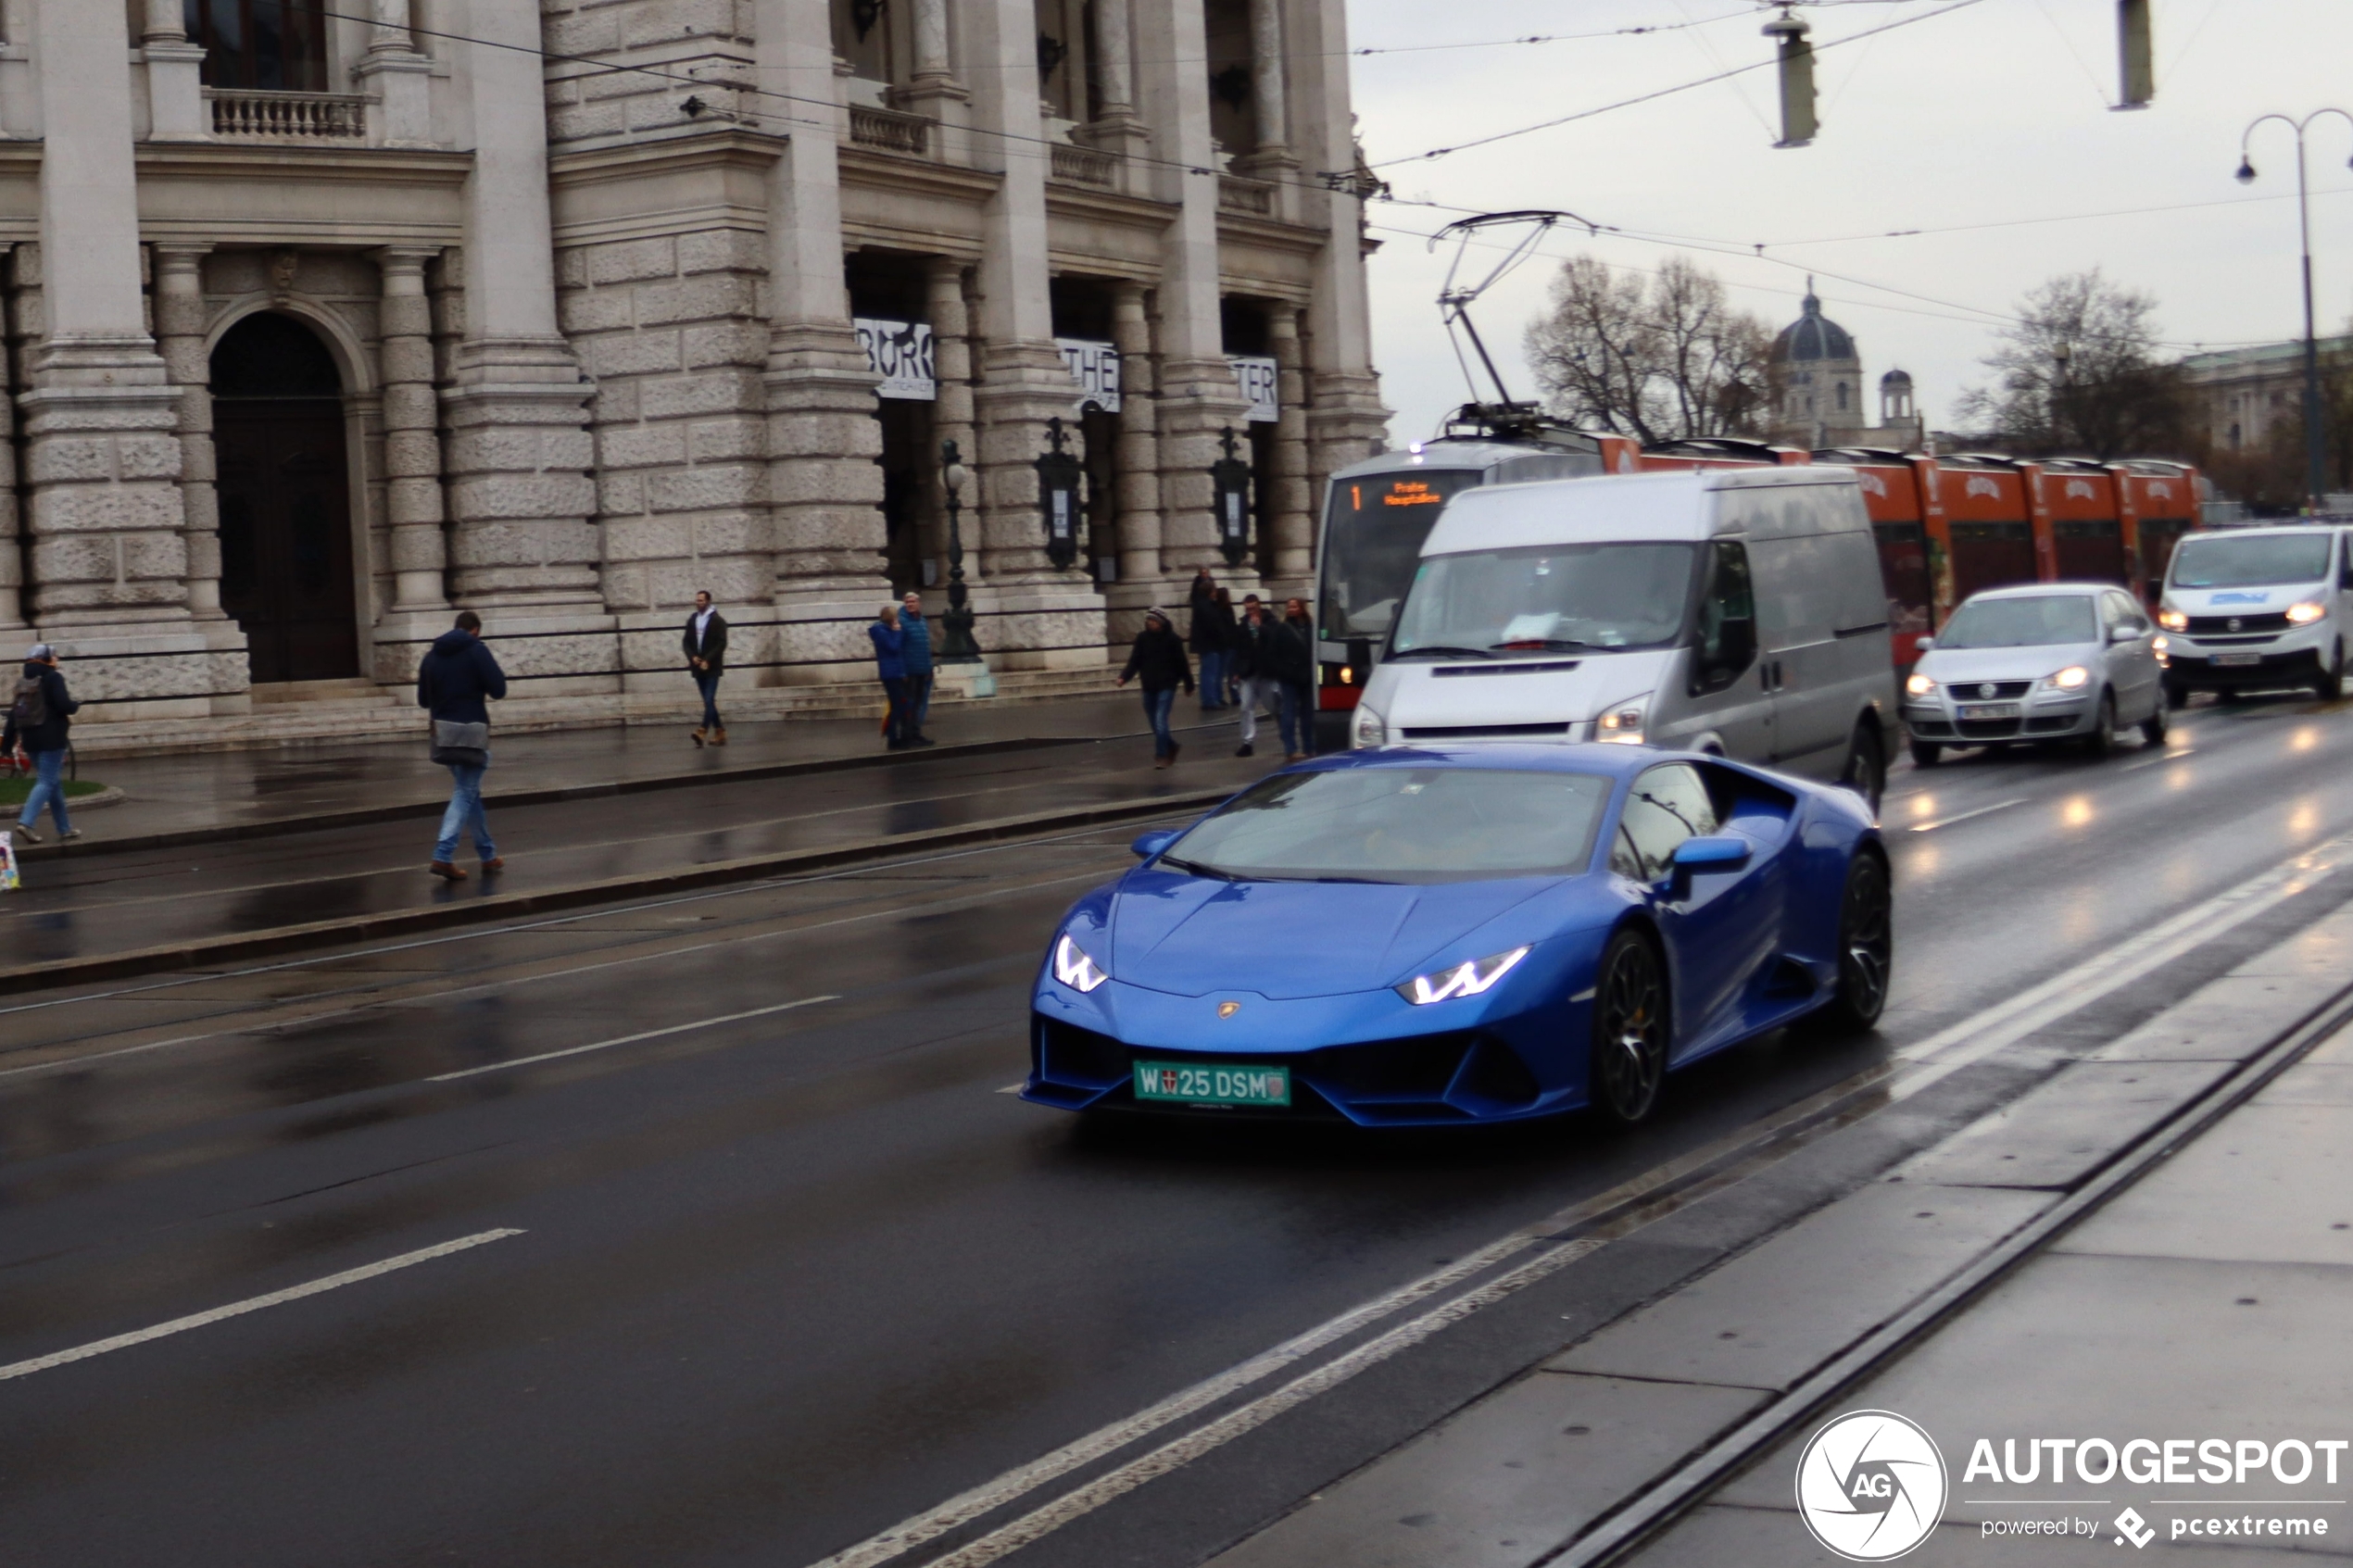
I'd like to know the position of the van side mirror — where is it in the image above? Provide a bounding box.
[1131,829,1181,860]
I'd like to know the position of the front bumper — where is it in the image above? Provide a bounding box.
[2163,642,2325,692]
[1902,688,2096,745]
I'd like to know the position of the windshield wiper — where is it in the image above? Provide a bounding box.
[1388,645,1495,661]
[1155,854,1235,881]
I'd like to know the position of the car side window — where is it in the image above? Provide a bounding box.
[1619,764,1720,882]
[2105,591,2146,633]
[1689,541,1758,695]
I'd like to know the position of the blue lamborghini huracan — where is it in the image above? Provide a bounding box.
[1024,746,1890,1127]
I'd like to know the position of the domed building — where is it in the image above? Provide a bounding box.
[1768,282,1926,451]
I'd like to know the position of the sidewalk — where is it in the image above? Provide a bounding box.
[19,687,1264,855]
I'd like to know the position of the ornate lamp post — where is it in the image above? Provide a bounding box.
[2237,109,2353,512]
[1035,417,1084,571]
[1210,425,1252,568]
[937,439,982,661]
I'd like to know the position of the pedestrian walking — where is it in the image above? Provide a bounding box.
[417,609,508,880]
[1278,597,1318,760]
[871,603,914,750]
[3,644,82,844]
[900,591,937,746]
[1117,608,1193,767]
[1228,595,1279,759]
[1191,583,1236,710]
[682,589,729,746]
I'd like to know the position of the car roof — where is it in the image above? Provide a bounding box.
[1959,583,2111,601]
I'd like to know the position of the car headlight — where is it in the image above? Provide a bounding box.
[1904,672,1937,698]
[1396,946,1530,1005]
[2157,607,2188,632]
[2286,600,2327,625]
[2152,635,2170,663]
[2042,665,2090,691]
[1350,703,1388,748]
[1052,934,1110,993]
[1595,696,1648,745]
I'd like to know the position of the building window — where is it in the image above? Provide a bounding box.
[1836,383,1848,412]
[184,0,331,92]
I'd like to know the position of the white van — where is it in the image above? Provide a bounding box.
[1350,468,1899,806]
[2157,524,2353,703]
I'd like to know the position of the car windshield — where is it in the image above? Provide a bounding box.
[1390,542,1697,655]
[1317,470,1480,642]
[1935,596,2098,648]
[1162,766,1614,884]
[2169,533,2334,589]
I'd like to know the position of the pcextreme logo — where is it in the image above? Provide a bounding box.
[1796,1410,1950,1561]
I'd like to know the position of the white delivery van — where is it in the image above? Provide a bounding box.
[1350,467,1899,807]
[2156,523,2353,703]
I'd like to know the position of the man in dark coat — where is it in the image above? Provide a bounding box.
[1117,608,1194,767]
[1227,595,1288,759]
[1278,597,1319,760]
[416,610,509,880]
[4,644,81,843]
[682,589,729,746]
[899,591,936,746]
[1186,567,1223,709]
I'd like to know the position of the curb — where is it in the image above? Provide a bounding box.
[15,721,1238,863]
[0,786,1236,998]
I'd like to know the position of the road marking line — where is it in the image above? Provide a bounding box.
[1906,797,2025,833]
[0,1228,523,1384]
[804,1235,1538,1568]
[2120,746,2196,771]
[425,997,839,1082]
[994,1083,1026,1095]
[809,826,2353,1568]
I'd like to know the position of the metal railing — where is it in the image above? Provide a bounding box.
[1217,175,1275,217]
[1051,144,1117,188]
[205,88,370,142]
[848,104,933,157]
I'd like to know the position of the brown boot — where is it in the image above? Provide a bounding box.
[479,857,505,873]
[429,860,466,881]
[711,727,727,746]
[691,728,706,746]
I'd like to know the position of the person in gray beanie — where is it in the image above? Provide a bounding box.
[4,644,81,843]
[1116,608,1193,767]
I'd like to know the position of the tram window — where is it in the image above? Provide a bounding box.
[1319,469,1479,641]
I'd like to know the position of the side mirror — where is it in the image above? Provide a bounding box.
[2108,623,2140,644]
[1131,829,1181,860]
[1913,636,1935,652]
[1667,834,1751,898]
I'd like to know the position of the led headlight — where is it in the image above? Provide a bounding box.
[1350,703,1388,748]
[2286,600,2327,625]
[1904,672,1938,698]
[1396,946,1530,1005]
[2043,665,2090,691]
[1052,934,1110,993]
[2157,607,2188,632]
[1595,696,1649,745]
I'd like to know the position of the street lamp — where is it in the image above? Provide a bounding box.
[2236,109,2353,512]
[937,439,981,661]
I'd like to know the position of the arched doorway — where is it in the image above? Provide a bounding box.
[211,312,361,684]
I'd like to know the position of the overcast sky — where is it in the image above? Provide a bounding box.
[1343,0,2353,446]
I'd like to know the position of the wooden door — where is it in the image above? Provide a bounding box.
[216,400,360,684]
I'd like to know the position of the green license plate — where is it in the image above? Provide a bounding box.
[1133,1060,1291,1107]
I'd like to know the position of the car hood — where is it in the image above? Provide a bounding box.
[1369,647,1676,733]
[1917,645,2098,685]
[2164,583,2328,613]
[1107,873,1561,999]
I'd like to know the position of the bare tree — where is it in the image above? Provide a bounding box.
[1525,255,1772,444]
[1957,270,2190,460]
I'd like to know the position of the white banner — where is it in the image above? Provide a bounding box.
[854,318,937,400]
[1056,338,1122,413]
[1228,355,1279,422]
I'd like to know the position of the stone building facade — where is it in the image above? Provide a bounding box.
[0,0,1385,746]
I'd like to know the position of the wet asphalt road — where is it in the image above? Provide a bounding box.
[3,693,2352,1567]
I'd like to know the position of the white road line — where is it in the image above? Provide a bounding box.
[994,1083,1026,1095]
[806,824,2353,1568]
[0,1228,523,1383]
[2120,746,2196,771]
[425,997,838,1082]
[803,1235,1539,1568]
[1906,797,2025,833]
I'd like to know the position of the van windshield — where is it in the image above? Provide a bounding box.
[2169,533,2334,589]
[1390,543,1698,656]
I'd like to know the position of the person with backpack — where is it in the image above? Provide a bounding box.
[4,644,81,844]
[417,610,508,881]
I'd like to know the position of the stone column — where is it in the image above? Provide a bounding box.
[1104,279,1161,646]
[443,0,610,697]
[925,257,979,584]
[1294,0,1390,490]
[1246,0,1289,158]
[0,245,19,633]
[757,0,889,686]
[23,0,246,721]
[355,0,434,148]
[1085,0,1151,176]
[141,0,209,142]
[377,247,449,617]
[899,0,970,150]
[1267,301,1314,590]
[150,244,224,621]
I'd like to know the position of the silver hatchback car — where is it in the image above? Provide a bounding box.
[1901,583,2168,766]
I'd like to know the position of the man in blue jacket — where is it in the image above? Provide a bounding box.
[416,609,509,880]
[899,590,937,747]
[870,603,911,750]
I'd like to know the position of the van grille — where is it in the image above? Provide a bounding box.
[2186,612,2290,635]
[1431,660,1582,678]
[1399,722,1574,740]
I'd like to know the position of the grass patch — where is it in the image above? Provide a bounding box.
[0,778,106,807]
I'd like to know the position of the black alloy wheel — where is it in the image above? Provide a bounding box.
[2315,642,2346,702]
[2081,691,2117,759]
[1841,723,1885,814]
[1589,928,1668,1124]
[1815,848,1893,1034]
[2140,697,2168,746]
